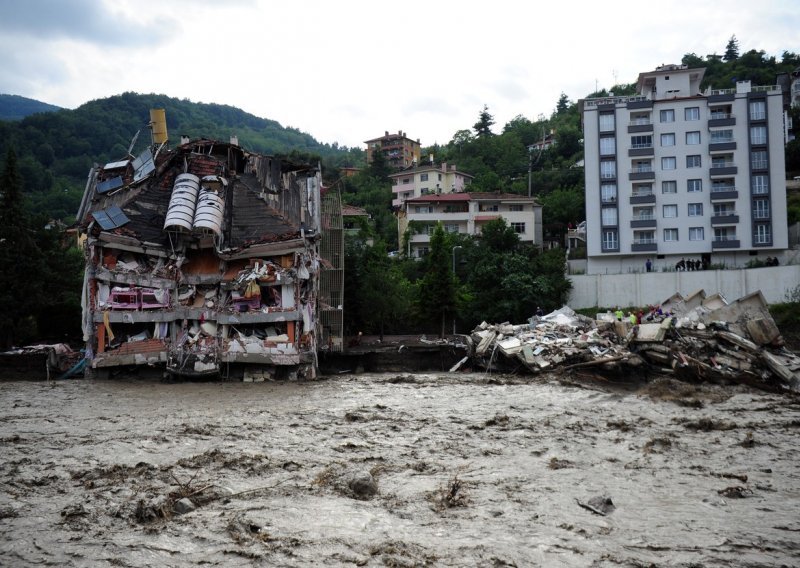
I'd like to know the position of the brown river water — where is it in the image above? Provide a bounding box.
[1,373,799,567]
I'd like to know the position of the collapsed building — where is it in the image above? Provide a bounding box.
[468,290,800,392]
[76,110,343,379]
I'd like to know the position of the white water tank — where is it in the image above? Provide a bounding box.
[164,173,200,232]
[193,180,225,237]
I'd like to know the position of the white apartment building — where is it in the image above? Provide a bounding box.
[390,162,473,208]
[581,64,788,274]
[401,192,543,258]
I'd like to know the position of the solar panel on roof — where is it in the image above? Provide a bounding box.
[96,176,124,194]
[92,205,130,230]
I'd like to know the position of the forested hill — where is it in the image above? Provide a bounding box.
[0,94,62,120]
[0,92,363,220]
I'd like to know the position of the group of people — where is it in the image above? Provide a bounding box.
[765,256,780,266]
[674,257,706,271]
[613,304,669,325]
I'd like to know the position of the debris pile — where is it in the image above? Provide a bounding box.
[468,290,800,391]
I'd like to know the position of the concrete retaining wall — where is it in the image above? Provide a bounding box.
[567,265,800,309]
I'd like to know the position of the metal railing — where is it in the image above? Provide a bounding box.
[630,166,654,174]
[713,235,738,242]
[711,185,736,193]
[630,143,653,149]
[710,161,736,169]
[709,112,734,120]
[751,160,768,169]
[632,214,655,221]
[629,118,652,126]
[633,238,656,245]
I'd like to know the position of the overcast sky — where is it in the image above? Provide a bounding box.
[1,0,798,150]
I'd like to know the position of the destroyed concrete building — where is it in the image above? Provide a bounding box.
[469,290,800,392]
[76,110,343,379]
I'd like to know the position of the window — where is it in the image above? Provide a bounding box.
[600,160,616,179]
[601,183,617,203]
[402,178,411,184]
[417,247,429,257]
[631,135,652,149]
[750,125,767,145]
[414,205,433,213]
[600,137,616,155]
[660,133,675,147]
[509,204,524,212]
[633,159,652,173]
[662,180,677,194]
[602,230,618,250]
[660,109,675,123]
[686,155,701,168]
[420,187,430,194]
[481,204,499,212]
[444,224,459,233]
[420,173,428,181]
[438,173,442,181]
[714,227,737,241]
[684,107,700,121]
[425,225,436,235]
[633,206,654,220]
[749,100,766,121]
[754,224,771,244]
[599,113,615,132]
[634,230,655,244]
[661,157,676,170]
[632,183,652,197]
[752,175,769,194]
[686,131,701,145]
[689,227,704,241]
[687,179,702,193]
[688,203,703,217]
[710,129,732,143]
[663,204,678,218]
[751,150,768,170]
[511,222,525,234]
[713,204,735,216]
[663,228,678,242]
[601,207,618,226]
[753,198,770,219]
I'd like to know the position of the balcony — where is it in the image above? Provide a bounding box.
[708,140,736,152]
[711,237,740,250]
[600,172,617,181]
[710,186,738,200]
[751,160,768,171]
[627,118,653,133]
[631,239,657,252]
[630,191,655,204]
[628,144,654,157]
[710,162,737,177]
[708,113,735,127]
[631,216,656,228]
[629,166,655,181]
[601,196,618,205]
[710,213,739,225]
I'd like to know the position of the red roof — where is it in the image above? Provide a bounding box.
[474,215,500,222]
[405,193,471,203]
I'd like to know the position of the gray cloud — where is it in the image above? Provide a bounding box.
[0,0,174,47]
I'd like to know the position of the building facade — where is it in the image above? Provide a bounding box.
[364,130,421,170]
[581,64,788,274]
[390,162,474,208]
[401,192,543,258]
[77,112,338,380]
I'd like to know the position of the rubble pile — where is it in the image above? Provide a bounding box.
[468,290,800,392]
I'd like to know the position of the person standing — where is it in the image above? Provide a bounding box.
[645,258,652,272]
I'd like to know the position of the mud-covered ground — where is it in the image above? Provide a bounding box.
[1,373,799,567]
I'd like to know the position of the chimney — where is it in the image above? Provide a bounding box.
[180,135,190,145]
[429,154,434,165]
[230,135,239,146]
[385,131,389,137]
[441,162,447,172]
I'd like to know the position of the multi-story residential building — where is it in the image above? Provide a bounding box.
[390,162,474,208]
[581,64,788,274]
[364,130,421,170]
[77,111,342,380]
[401,192,542,258]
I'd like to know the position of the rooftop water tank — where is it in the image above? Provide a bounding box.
[193,177,225,237]
[163,173,200,232]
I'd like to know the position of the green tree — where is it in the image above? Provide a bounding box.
[356,242,408,340]
[415,223,456,337]
[0,149,45,347]
[556,93,570,115]
[724,35,740,61]
[473,105,495,138]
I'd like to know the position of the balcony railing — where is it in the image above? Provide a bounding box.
[630,143,653,149]
[632,214,655,221]
[711,185,736,193]
[711,161,736,169]
[631,191,654,198]
[709,135,734,144]
[630,167,654,174]
[629,118,652,126]
[709,88,735,96]
[752,85,779,93]
[751,160,768,169]
[633,238,656,245]
[713,210,737,217]
[713,235,738,242]
[601,196,617,204]
[753,210,771,219]
[600,172,617,179]
[584,95,648,108]
[709,112,734,120]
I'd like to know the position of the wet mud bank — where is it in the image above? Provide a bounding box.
[2,373,800,566]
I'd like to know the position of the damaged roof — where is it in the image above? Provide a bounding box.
[79,139,317,253]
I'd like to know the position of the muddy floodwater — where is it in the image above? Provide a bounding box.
[1,373,799,567]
